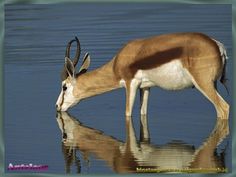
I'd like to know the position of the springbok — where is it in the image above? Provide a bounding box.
[56,32,229,119]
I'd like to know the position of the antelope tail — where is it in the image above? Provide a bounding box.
[214,39,229,95]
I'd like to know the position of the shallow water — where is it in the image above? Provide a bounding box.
[4,3,232,174]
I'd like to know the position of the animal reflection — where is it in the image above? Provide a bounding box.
[56,112,229,173]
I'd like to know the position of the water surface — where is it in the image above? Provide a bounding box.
[4,3,232,174]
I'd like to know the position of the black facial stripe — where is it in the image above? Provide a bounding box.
[59,91,65,109]
[63,84,67,91]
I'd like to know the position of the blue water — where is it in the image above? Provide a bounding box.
[4,3,232,174]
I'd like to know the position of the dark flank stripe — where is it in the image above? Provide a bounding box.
[130,47,183,70]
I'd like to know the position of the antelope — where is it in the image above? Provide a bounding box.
[56,32,229,120]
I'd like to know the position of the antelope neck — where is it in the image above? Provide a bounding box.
[76,59,120,99]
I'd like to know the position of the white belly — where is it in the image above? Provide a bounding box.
[135,60,193,90]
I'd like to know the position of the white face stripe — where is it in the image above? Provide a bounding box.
[56,81,66,109]
[56,90,64,109]
[56,80,79,111]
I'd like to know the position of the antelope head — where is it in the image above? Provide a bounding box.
[56,37,90,111]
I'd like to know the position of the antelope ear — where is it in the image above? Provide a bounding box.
[79,53,90,74]
[65,57,75,78]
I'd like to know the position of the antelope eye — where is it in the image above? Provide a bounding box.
[63,85,67,91]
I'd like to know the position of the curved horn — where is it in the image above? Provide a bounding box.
[61,37,81,81]
[65,36,81,66]
[65,39,75,59]
[73,36,81,66]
